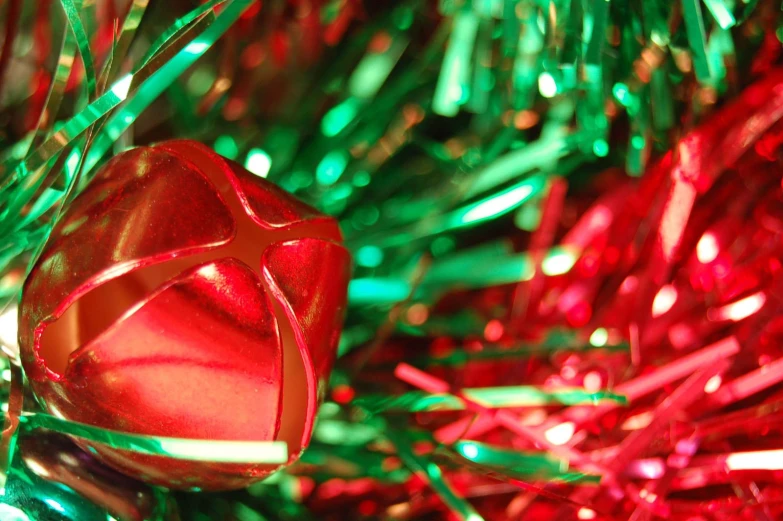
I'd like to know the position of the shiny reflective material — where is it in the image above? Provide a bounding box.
[19,140,351,490]
[3,431,162,521]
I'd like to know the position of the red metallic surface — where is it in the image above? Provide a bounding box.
[19,140,352,490]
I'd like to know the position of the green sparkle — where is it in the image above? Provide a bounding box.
[330,184,353,200]
[349,278,410,304]
[593,139,609,157]
[538,72,557,98]
[245,148,272,178]
[316,151,348,186]
[357,245,384,267]
[459,442,479,459]
[541,249,577,276]
[349,40,405,100]
[703,0,736,29]
[515,203,541,231]
[353,170,371,186]
[322,98,360,137]
[214,135,239,159]
[589,327,609,347]
[184,40,209,55]
[289,170,313,190]
[454,175,544,226]
[186,66,215,96]
[65,149,80,174]
[433,11,478,116]
[319,402,340,417]
[44,499,66,514]
[393,6,414,30]
[612,82,629,105]
[233,503,266,521]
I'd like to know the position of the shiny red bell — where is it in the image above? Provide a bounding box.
[19,140,351,490]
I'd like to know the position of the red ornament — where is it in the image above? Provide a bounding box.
[19,140,352,490]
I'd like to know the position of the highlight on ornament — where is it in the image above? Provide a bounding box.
[0,0,782,520]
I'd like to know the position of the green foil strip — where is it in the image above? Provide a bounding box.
[19,414,288,464]
[348,244,579,305]
[0,154,64,239]
[352,173,549,249]
[0,364,23,492]
[137,0,225,69]
[626,86,650,176]
[466,18,492,114]
[703,0,736,29]
[451,440,599,483]
[104,0,151,82]
[434,10,479,117]
[707,27,733,85]
[511,3,543,110]
[414,340,630,366]
[500,0,519,55]
[16,146,78,231]
[3,87,121,223]
[355,386,627,414]
[447,173,547,229]
[423,244,576,288]
[348,35,408,101]
[650,67,674,131]
[348,278,411,305]
[641,0,671,45]
[56,132,94,218]
[585,0,609,66]
[83,6,231,172]
[60,0,97,100]
[464,132,577,198]
[682,0,713,84]
[21,8,79,159]
[387,429,485,521]
[0,0,249,240]
[561,0,582,67]
[736,0,759,23]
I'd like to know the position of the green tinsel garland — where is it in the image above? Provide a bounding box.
[0,0,777,519]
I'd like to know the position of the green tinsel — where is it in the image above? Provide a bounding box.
[0,0,776,519]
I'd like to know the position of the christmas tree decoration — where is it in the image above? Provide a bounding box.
[1,0,783,520]
[2,431,164,521]
[19,140,351,490]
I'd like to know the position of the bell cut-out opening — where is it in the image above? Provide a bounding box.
[38,258,191,378]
